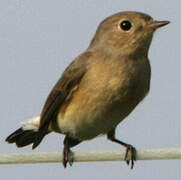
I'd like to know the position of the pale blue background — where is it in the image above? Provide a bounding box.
[0,0,180,179]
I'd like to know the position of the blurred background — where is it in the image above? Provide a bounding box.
[0,0,180,179]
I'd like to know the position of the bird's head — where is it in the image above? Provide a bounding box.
[89,11,169,56]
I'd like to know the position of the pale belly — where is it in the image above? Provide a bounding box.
[56,79,149,140]
[57,102,137,140]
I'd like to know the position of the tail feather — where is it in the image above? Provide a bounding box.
[32,125,49,149]
[6,128,25,143]
[5,116,49,148]
[6,128,37,147]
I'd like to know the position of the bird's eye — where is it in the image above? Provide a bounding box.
[120,20,132,31]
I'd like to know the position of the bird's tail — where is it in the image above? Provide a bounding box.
[5,116,46,148]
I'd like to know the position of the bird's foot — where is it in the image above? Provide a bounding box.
[63,148,74,168]
[124,144,136,169]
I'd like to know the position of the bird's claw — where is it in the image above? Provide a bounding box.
[124,144,136,169]
[63,149,74,168]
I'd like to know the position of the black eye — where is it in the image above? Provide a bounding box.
[120,20,132,31]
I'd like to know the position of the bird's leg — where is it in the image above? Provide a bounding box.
[107,128,136,169]
[63,135,81,168]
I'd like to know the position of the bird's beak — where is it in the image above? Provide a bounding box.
[149,20,170,30]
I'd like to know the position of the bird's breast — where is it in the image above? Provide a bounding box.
[56,56,151,140]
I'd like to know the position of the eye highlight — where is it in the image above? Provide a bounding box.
[120,20,132,31]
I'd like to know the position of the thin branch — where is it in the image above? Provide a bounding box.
[1,148,181,165]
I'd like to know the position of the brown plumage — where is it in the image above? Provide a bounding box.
[6,11,169,169]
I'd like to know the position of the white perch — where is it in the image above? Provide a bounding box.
[1,148,181,165]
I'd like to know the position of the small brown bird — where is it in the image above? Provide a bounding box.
[6,11,169,169]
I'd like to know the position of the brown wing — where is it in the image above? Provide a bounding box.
[32,51,92,149]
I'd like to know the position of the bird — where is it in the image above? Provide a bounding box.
[6,11,169,169]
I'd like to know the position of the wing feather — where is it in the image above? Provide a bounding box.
[32,51,92,149]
